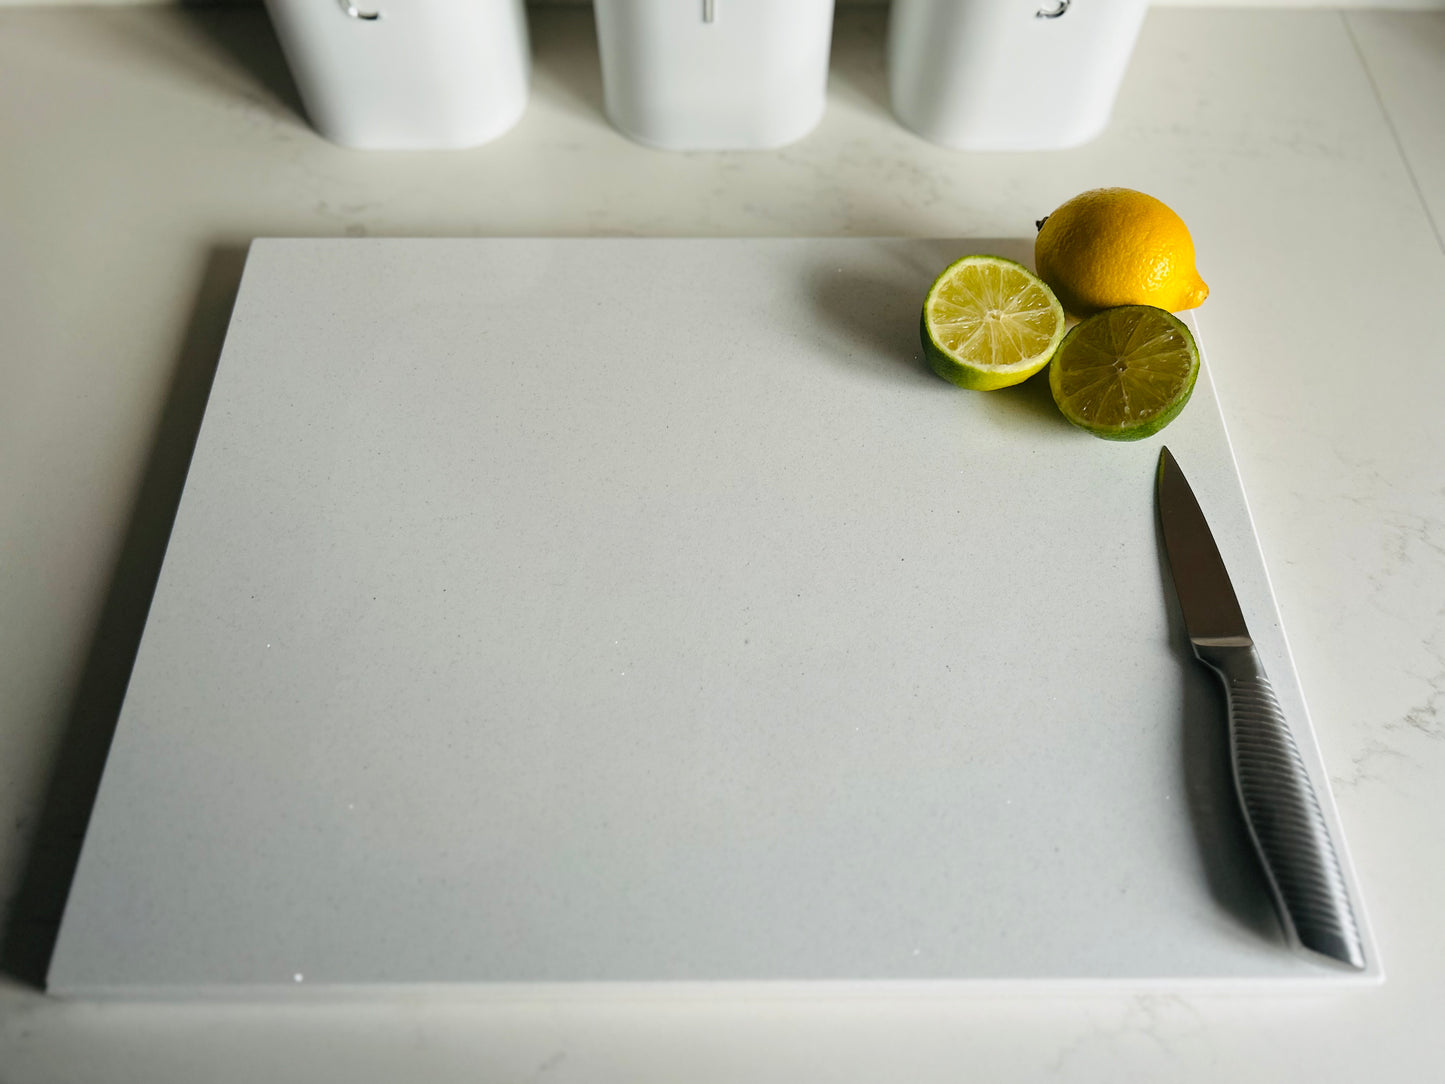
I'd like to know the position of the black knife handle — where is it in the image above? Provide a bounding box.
[1194,639,1365,969]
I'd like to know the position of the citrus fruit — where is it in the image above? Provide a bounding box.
[920,255,1066,391]
[1034,188,1209,317]
[1048,305,1199,441]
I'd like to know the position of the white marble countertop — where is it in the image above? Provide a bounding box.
[2,4,1443,1080]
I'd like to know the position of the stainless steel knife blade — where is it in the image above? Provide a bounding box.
[1157,447,1250,644]
[1156,447,1365,970]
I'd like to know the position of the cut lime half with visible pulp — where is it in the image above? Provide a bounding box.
[1048,305,1199,441]
[921,255,1066,391]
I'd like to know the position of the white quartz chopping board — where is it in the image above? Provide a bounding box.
[47,238,1378,996]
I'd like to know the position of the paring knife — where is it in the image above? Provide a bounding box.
[1156,447,1365,969]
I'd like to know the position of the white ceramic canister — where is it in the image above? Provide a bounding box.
[263,0,531,150]
[888,0,1148,151]
[593,0,836,151]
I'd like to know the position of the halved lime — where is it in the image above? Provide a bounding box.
[921,255,1066,390]
[1048,305,1199,441]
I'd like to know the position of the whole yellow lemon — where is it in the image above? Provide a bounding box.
[1034,188,1209,317]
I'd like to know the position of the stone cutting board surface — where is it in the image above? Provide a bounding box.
[47,239,1379,996]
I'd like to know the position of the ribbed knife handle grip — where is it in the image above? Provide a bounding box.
[1195,641,1365,969]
